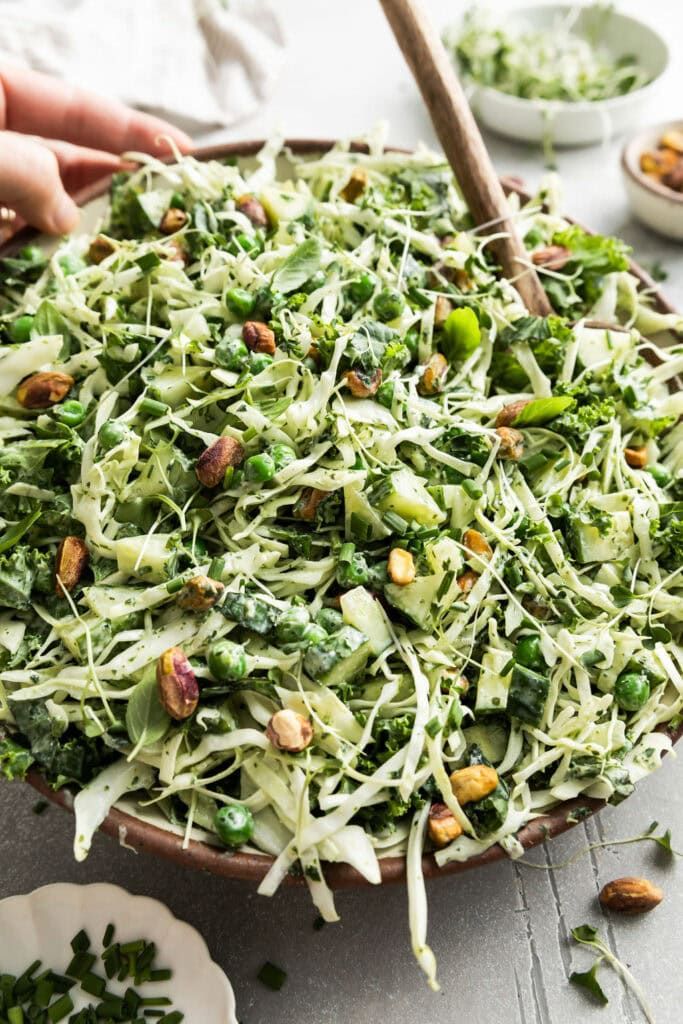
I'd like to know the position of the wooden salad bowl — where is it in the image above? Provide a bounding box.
[4,138,680,887]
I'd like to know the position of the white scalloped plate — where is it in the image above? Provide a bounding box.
[0,883,237,1023]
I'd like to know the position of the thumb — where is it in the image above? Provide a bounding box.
[0,131,79,234]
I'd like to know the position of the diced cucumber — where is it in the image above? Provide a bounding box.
[474,649,512,713]
[303,625,371,686]
[384,535,463,631]
[136,188,175,229]
[260,186,311,225]
[463,722,509,765]
[340,586,392,654]
[147,366,209,407]
[385,574,441,630]
[115,533,175,582]
[377,468,446,527]
[571,510,633,564]
[576,325,633,370]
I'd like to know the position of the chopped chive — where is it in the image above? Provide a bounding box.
[47,993,74,1022]
[257,961,287,991]
[149,969,172,982]
[208,557,225,580]
[140,397,170,418]
[102,924,115,948]
[70,931,90,954]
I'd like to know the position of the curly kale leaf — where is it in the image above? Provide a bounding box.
[543,226,631,315]
[346,320,410,374]
[0,734,34,779]
[0,546,53,610]
[651,503,683,572]
[8,700,109,788]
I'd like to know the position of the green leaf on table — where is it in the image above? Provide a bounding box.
[512,395,574,427]
[273,237,322,294]
[126,671,170,748]
[570,961,608,1005]
[571,924,600,945]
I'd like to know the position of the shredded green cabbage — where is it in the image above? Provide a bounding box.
[0,132,681,988]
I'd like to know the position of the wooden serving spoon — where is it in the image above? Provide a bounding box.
[379,0,553,317]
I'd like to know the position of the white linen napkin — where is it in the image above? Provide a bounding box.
[0,0,285,130]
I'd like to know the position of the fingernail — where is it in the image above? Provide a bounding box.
[51,193,79,234]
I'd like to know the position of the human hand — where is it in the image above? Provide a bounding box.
[0,64,193,235]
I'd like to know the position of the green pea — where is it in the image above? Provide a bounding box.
[170,191,186,211]
[9,314,34,343]
[302,622,328,645]
[233,232,263,257]
[226,288,255,318]
[276,606,311,643]
[377,380,395,409]
[216,337,249,372]
[373,288,405,322]
[208,639,248,681]
[59,253,86,276]
[347,272,376,306]
[98,420,128,451]
[245,452,275,482]
[614,671,650,712]
[315,607,344,634]
[270,443,297,472]
[249,352,274,374]
[646,463,671,487]
[53,399,85,427]
[214,803,254,847]
[19,244,44,263]
[404,326,420,358]
[515,634,544,670]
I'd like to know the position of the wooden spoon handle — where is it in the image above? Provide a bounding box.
[379,0,552,317]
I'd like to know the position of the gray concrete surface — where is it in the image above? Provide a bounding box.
[1,2,682,1021]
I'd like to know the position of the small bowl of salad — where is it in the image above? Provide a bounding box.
[621,122,683,239]
[444,3,668,151]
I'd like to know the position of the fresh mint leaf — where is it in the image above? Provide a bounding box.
[570,961,608,1005]
[512,395,574,427]
[272,237,322,294]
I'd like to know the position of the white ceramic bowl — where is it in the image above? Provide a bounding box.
[458,4,669,146]
[0,883,237,1024]
[621,121,683,240]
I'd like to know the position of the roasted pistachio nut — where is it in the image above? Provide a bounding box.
[599,877,663,914]
[456,570,479,594]
[177,574,225,611]
[428,803,463,848]
[434,295,453,329]
[160,207,188,234]
[624,445,648,468]
[531,245,572,271]
[55,536,89,597]
[266,708,313,753]
[243,320,276,355]
[450,764,499,805]
[463,529,493,562]
[495,400,530,428]
[196,435,245,488]
[157,646,200,720]
[88,234,116,264]
[344,367,382,398]
[17,371,74,409]
[294,487,329,521]
[339,168,368,203]
[236,194,269,228]
[387,547,416,585]
[418,353,448,396]
[495,426,524,461]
